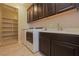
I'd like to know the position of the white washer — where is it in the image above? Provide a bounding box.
[25,29,44,53]
[33,29,39,52]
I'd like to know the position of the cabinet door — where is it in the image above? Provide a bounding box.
[75,3,79,11]
[56,3,74,13]
[27,9,30,23]
[30,5,34,22]
[26,32,33,43]
[37,3,44,19]
[39,35,51,56]
[27,5,33,22]
[47,3,56,16]
[41,3,56,18]
[51,40,79,56]
[75,3,79,8]
[43,3,48,17]
[33,3,38,21]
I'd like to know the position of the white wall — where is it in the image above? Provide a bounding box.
[29,9,79,32]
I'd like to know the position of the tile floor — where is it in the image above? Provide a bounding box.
[0,43,43,56]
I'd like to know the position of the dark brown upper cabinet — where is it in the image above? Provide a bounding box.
[75,3,79,8]
[75,3,79,11]
[37,3,44,19]
[27,3,77,23]
[27,9,30,23]
[27,5,34,22]
[33,4,38,21]
[30,5,34,22]
[46,3,56,16]
[42,3,48,17]
[43,3,56,17]
[55,3,75,13]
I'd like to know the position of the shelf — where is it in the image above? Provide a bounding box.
[2,35,18,38]
[2,21,13,24]
[1,31,13,33]
[1,33,18,35]
[2,34,18,37]
[2,30,18,32]
[2,36,18,39]
[2,17,17,21]
[2,21,18,24]
[2,22,12,24]
[1,32,17,35]
[2,27,13,28]
[2,26,18,28]
[0,4,18,45]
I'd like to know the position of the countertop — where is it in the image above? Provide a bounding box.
[25,29,79,35]
[39,30,79,35]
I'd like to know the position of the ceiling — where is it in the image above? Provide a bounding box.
[24,3,32,9]
[4,3,32,10]
[4,3,20,8]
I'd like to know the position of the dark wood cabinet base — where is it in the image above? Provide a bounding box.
[39,32,79,56]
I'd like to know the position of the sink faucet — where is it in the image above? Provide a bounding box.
[57,23,63,31]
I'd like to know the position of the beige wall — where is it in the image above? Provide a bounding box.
[18,4,28,44]
[29,9,79,32]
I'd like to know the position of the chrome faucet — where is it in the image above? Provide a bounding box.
[57,23,63,31]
